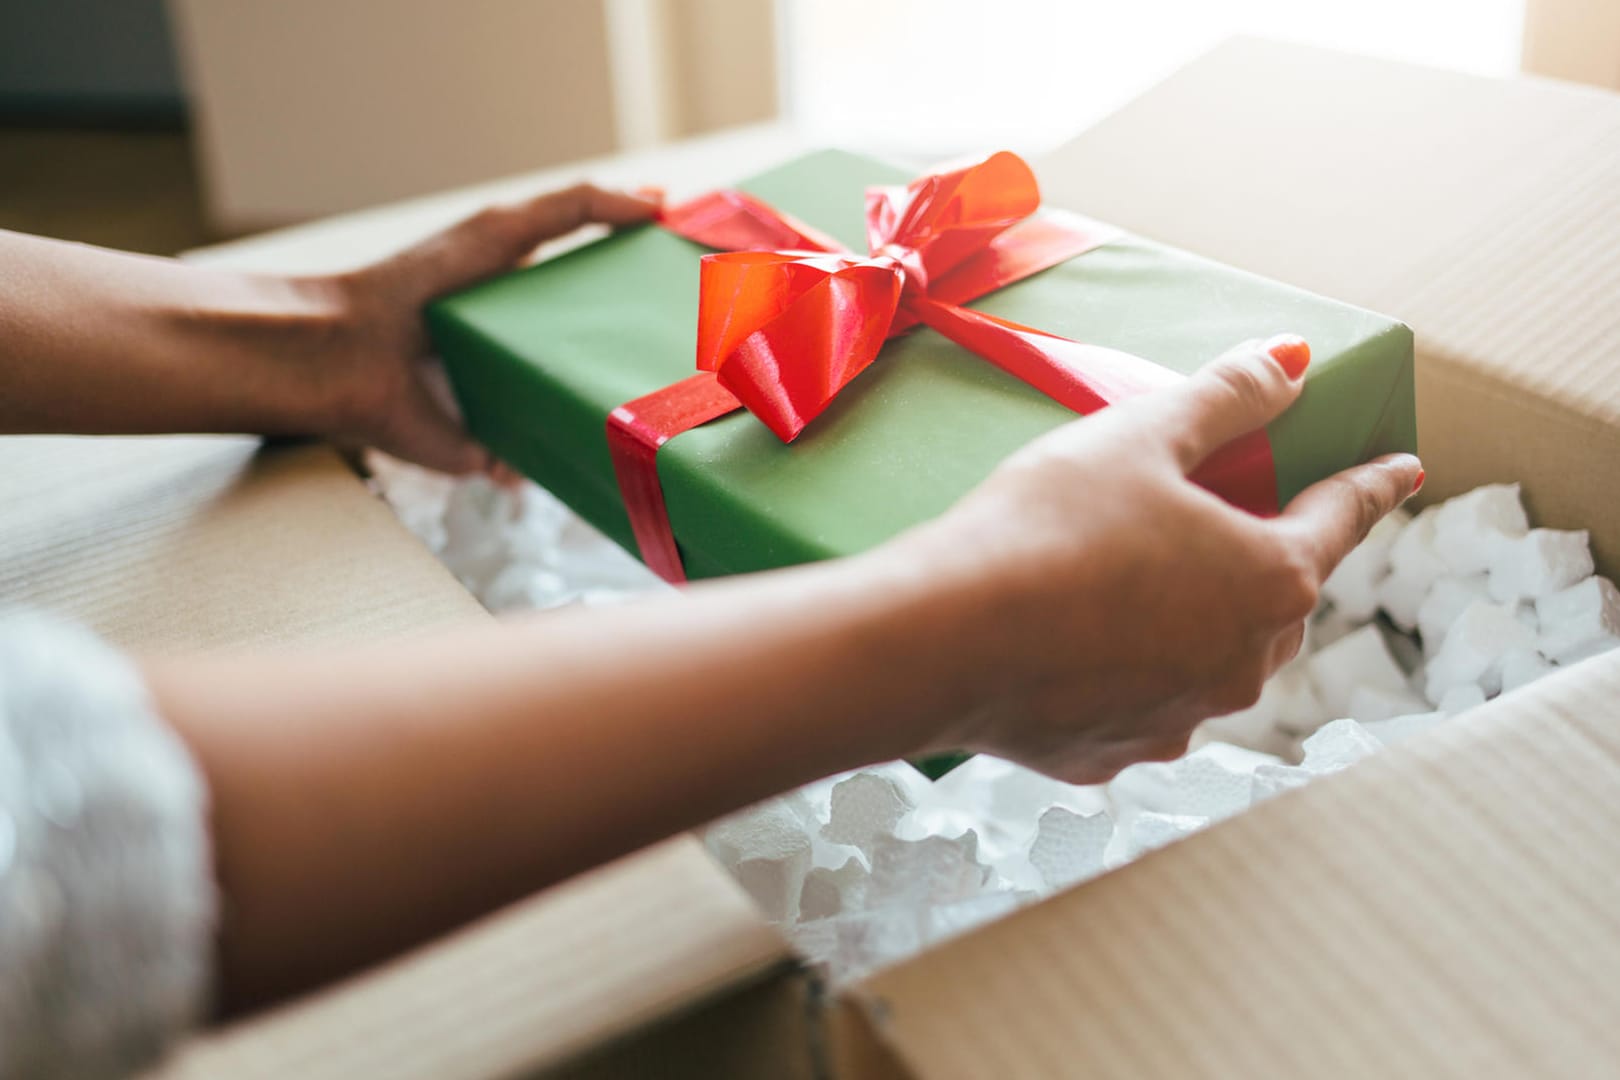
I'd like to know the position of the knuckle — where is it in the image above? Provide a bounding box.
[1273,622,1307,668]
[559,182,599,224]
[1212,358,1272,417]
[1269,547,1321,620]
[1210,662,1266,712]
[1143,732,1194,763]
[464,204,518,246]
[1351,475,1388,539]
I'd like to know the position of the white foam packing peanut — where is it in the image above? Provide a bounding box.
[1424,601,1538,702]
[1300,718,1384,774]
[1122,812,1208,861]
[1250,763,1313,803]
[865,831,989,910]
[823,770,918,856]
[1207,655,1327,744]
[1499,649,1556,694]
[1107,743,1280,824]
[1438,684,1487,715]
[1348,683,1431,723]
[704,801,814,924]
[1322,507,1409,620]
[799,857,868,921]
[1379,506,1447,631]
[1537,576,1620,663]
[1418,575,1490,652]
[1487,529,1593,603]
[1433,483,1529,576]
[926,753,1106,826]
[1363,711,1445,747]
[1027,807,1113,890]
[1308,624,1408,718]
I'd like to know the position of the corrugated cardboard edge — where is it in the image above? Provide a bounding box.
[846,652,1620,1078]
[159,835,795,1080]
[0,436,483,649]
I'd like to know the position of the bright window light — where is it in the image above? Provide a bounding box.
[781,0,1527,158]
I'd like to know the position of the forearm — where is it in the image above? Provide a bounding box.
[0,229,343,436]
[141,545,968,1013]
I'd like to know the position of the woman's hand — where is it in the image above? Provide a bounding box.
[302,184,662,473]
[0,185,661,463]
[889,335,1422,783]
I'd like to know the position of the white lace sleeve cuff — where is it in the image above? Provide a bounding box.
[0,610,215,1079]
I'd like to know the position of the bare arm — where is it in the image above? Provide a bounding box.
[144,549,953,1013]
[0,183,661,471]
[141,341,1420,1015]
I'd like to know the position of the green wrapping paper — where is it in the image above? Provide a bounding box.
[427,149,1416,582]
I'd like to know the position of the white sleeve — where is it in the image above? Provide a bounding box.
[0,610,215,1080]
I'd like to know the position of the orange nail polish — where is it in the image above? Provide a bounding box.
[1411,468,1426,495]
[1265,335,1311,380]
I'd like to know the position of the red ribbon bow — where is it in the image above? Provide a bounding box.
[607,152,1276,582]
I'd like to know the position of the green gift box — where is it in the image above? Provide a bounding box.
[427,149,1415,583]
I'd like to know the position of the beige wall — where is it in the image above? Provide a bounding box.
[169,0,777,231]
[664,0,778,135]
[1522,0,1620,89]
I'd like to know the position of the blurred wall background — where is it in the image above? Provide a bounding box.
[0,0,184,122]
[781,0,1529,158]
[3,0,1618,254]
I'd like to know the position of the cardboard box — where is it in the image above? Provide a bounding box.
[8,44,1612,1080]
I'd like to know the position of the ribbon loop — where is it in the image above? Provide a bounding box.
[696,252,904,441]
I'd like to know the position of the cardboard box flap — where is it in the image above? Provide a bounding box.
[0,435,481,648]
[161,835,791,1079]
[1039,38,1620,570]
[852,652,1620,1078]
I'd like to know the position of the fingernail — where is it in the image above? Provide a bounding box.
[1411,467,1426,496]
[634,185,665,204]
[1264,334,1311,380]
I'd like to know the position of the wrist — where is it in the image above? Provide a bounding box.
[158,268,355,436]
[837,524,1008,760]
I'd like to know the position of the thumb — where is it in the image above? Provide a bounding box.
[1142,334,1311,475]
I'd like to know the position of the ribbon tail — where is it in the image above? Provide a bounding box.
[910,298,1280,514]
[909,297,1181,411]
[660,190,847,254]
[607,372,744,582]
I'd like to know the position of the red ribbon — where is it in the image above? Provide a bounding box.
[606,151,1277,583]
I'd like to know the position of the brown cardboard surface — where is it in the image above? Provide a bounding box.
[548,968,825,1080]
[1039,37,1620,572]
[856,652,1620,1078]
[0,435,481,648]
[161,836,792,1080]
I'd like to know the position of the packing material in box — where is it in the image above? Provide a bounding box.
[427,148,1414,583]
